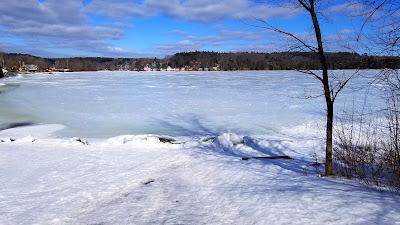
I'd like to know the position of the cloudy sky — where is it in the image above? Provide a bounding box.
[0,0,363,58]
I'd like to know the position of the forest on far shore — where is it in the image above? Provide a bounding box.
[1,51,399,72]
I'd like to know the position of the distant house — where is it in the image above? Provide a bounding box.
[212,65,220,71]
[143,65,151,71]
[59,68,72,72]
[46,67,71,72]
[26,64,38,72]
[166,66,176,71]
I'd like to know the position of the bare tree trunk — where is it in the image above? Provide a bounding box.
[307,0,334,176]
[326,101,334,175]
[258,0,351,176]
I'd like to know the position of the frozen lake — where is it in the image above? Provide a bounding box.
[0,71,379,138]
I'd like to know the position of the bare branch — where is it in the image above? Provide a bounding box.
[332,72,358,102]
[392,37,400,47]
[357,0,389,41]
[296,69,323,82]
[298,0,311,11]
[255,19,318,53]
[298,93,325,99]
[270,27,318,53]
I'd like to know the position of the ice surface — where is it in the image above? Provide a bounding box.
[0,71,381,138]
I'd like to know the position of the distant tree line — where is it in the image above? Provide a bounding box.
[1,51,399,72]
[0,52,160,72]
[167,51,400,70]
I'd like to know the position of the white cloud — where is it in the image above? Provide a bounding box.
[0,0,128,56]
[326,2,366,16]
[87,0,300,22]
[85,0,154,19]
[0,0,298,57]
[155,28,271,54]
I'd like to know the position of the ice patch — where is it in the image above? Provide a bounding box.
[0,124,65,139]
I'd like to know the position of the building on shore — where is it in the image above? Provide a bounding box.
[46,67,72,72]
[166,66,177,71]
[26,64,38,72]
[143,65,152,71]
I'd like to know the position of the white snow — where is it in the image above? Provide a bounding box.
[0,126,399,225]
[0,71,398,225]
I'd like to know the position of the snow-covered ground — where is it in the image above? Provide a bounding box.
[1,124,399,225]
[0,71,398,224]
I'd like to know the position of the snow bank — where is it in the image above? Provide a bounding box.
[1,131,399,225]
[210,132,255,157]
[216,132,244,147]
[106,134,182,148]
[0,123,319,160]
[0,124,65,139]
[194,132,295,158]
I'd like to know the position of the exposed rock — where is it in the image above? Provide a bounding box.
[1,138,16,143]
[142,179,155,185]
[201,137,215,143]
[158,136,177,144]
[71,137,89,145]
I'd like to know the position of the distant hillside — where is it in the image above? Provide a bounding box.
[0,51,399,72]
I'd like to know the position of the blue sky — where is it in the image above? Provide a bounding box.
[0,0,365,58]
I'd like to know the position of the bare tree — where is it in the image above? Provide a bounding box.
[259,0,354,175]
[305,0,335,176]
